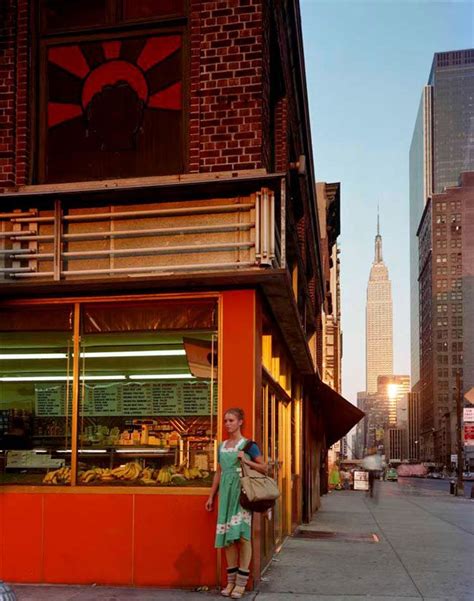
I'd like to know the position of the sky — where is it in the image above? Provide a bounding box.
[300,0,473,404]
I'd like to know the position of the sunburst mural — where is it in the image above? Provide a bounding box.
[45,33,184,182]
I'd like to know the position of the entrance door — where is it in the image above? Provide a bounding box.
[260,376,292,563]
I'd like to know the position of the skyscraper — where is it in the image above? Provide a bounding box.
[410,49,474,388]
[366,215,393,393]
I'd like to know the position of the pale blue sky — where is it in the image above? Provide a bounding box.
[300,0,473,403]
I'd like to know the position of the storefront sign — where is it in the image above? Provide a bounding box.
[35,381,217,417]
[353,470,369,491]
[463,407,474,422]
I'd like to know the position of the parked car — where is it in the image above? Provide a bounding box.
[386,467,398,481]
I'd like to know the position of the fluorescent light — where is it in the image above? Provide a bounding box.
[116,448,169,454]
[0,375,126,382]
[0,353,68,360]
[0,350,185,360]
[81,350,186,358]
[82,375,127,381]
[128,374,195,380]
[57,449,108,454]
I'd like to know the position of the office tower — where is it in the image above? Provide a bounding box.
[410,49,474,389]
[366,215,393,393]
[377,375,411,427]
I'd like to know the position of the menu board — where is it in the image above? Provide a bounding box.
[35,380,217,417]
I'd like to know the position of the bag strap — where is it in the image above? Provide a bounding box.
[242,439,255,454]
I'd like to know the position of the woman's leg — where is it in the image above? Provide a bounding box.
[238,537,252,571]
[231,537,252,598]
[221,543,239,596]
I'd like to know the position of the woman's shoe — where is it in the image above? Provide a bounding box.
[230,569,250,598]
[221,583,235,597]
[230,584,245,598]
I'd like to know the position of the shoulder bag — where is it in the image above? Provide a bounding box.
[239,440,280,513]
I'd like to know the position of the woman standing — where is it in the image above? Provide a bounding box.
[205,408,267,598]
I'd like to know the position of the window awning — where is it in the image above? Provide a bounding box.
[306,375,365,447]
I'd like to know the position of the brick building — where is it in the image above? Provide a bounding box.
[0,0,363,590]
[418,172,474,466]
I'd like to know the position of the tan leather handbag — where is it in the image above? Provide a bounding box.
[239,440,280,513]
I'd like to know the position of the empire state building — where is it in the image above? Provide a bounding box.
[366,216,393,393]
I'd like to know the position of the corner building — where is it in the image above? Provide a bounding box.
[0,0,363,589]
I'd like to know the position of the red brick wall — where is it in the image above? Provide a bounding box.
[189,0,265,173]
[0,0,30,190]
[1,0,276,187]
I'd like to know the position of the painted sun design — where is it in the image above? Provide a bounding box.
[48,35,182,128]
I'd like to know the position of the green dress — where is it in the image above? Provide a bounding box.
[215,437,252,548]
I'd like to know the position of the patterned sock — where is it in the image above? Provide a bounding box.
[235,568,250,588]
[227,566,238,585]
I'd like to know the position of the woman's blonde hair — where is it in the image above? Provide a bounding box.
[224,407,244,421]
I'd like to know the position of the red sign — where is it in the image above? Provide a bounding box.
[464,424,474,446]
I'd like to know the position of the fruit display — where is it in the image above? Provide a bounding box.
[43,466,71,485]
[42,462,211,486]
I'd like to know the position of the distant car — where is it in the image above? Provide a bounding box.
[386,468,398,481]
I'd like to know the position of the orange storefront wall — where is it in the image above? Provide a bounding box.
[0,290,258,586]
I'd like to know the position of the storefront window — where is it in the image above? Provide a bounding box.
[77,300,218,487]
[0,298,218,488]
[0,306,74,486]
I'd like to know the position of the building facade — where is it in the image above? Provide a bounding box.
[407,391,421,461]
[366,217,393,394]
[0,0,363,588]
[418,172,474,465]
[409,49,474,392]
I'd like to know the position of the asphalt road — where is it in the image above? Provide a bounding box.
[396,475,474,498]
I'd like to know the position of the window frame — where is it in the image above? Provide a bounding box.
[34,4,190,184]
[0,292,221,491]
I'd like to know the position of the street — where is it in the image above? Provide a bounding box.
[397,476,474,499]
[12,480,474,601]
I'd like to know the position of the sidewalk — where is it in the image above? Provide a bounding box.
[10,482,474,601]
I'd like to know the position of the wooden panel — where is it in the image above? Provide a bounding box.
[43,493,133,584]
[2,493,43,582]
[133,494,216,586]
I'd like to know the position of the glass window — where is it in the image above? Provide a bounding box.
[0,306,74,486]
[77,300,218,488]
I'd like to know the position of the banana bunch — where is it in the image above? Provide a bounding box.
[43,466,71,485]
[79,469,99,483]
[110,462,142,481]
[156,466,173,484]
[182,466,204,480]
[140,467,155,485]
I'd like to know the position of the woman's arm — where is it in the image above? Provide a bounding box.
[205,465,221,511]
[237,451,268,475]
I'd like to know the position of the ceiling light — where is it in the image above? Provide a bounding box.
[0,353,68,360]
[0,375,127,382]
[0,350,185,360]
